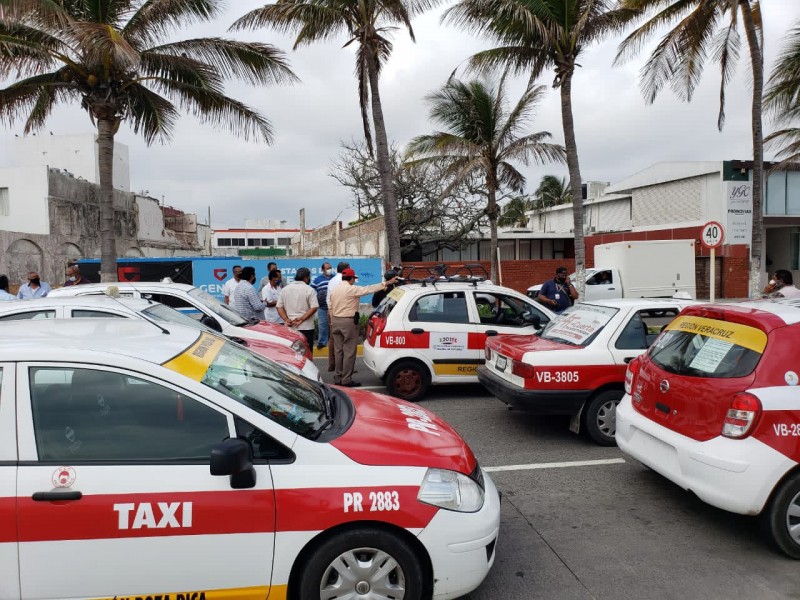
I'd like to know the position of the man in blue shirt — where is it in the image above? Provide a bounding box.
[538,267,578,314]
[311,261,333,349]
[17,272,51,299]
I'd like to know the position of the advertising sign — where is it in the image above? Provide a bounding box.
[544,304,617,345]
[724,181,753,246]
[192,257,383,301]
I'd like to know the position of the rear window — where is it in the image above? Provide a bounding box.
[540,303,619,347]
[649,315,767,378]
[373,288,402,320]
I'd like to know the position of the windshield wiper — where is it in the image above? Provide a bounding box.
[318,384,337,419]
[310,418,335,440]
[544,336,580,346]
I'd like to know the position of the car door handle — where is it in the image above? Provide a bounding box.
[485,330,498,337]
[608,287,616,290]
[32,491,82,502]
[410,328,425,334]
[623,357,635,364]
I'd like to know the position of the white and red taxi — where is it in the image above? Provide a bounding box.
[0,296,320,381]
[364,280,555,401]
[0,320,499,600]
[49,282,314,361]
[479,299,694,445]
[617,300,800,557]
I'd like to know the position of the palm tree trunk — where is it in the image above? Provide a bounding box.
[740,0,764,299]
[559,68,585,293]
[365,45,402,266]
[487,174,498,283]
[97,117,118,282]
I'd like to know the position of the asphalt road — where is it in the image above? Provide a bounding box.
[317,356,800,600]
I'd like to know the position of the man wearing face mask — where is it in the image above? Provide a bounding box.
[312,261,334,349]
[63,264,91,286]
[17,271,51,299]
[233,266,268,322]
[538,266,578,314]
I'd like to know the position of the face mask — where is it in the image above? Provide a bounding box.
[326,269,334,276]
[68,276,76,282]
[30,278,40,286]
[770,279,776,286]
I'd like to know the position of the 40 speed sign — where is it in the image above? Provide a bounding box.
[701,221,725,249]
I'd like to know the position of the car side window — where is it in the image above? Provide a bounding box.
[0,310,55,321]
[30,367,230,462]
[148,293,193,310]
[409,292,469,324]
[615,313,647,350]
[616,309,680,350]
[71,310,126,319]
[473,292,547,328]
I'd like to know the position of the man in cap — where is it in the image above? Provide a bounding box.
[277,267,319,349]
[325,261,350,372]
[538,266,578,314]
[330,268,397,387]
[371,269,399,308]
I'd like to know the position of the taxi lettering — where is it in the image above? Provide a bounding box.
[343,491,400,512]
[398,404,440,436]
[535,370,579,384]
[114,501,193,530]
[111,593,206,600]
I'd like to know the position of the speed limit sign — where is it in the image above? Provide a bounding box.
[701,221,725,249]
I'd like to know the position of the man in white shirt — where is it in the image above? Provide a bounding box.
[222,265,242,305]
[325,261,349,372]
[277,267,319,349]
[774,270,800,299]
[261,269,284,323]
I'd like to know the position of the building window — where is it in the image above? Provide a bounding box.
[262,239,274,247]
[233,238,245,247]
[0,188,8,216]
[277,237,291,246]
[217,238,232,247]
[247,239,258,247]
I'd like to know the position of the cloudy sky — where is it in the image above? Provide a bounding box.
[1,1,799,230]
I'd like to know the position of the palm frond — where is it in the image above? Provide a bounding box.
[712,13,740,130]
[0,21,67,77]
[765,21,800,123]
[231,3,348,47]
[123,0,219,48]
[124,81,178,144]
[497,161,525,192]
[69,20,140,69]
[146,38,298,86]
[356,43,373,154]
[0,70,77,132]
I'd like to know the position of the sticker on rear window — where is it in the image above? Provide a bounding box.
[688,338,734,372]
[388,287,405,301]
[666,316,767,353]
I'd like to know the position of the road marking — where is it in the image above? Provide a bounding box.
[484,458,625,473]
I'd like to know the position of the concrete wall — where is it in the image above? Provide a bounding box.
[631,174,713,229]
[14,134,130,192]
[0,164,50,235]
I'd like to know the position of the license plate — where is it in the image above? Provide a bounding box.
[496,355,507,371]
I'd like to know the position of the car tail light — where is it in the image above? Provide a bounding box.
[625,356,642,395]
[512,360,535,379]
[722,393,761,439]
[485,345,492,361]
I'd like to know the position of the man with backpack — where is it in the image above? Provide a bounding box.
[312,261,334,349]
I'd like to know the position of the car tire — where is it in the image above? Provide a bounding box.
[762,472,800,559]
[386,360,430,402]
[295,527,426,600]
[582,389,623,446]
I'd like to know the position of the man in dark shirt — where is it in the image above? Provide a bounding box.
[538,267,578,314]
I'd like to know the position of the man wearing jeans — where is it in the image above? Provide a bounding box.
[312,261,334,349]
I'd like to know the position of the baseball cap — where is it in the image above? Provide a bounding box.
[342,268,357,278]
[384,269,397,280]
[556,267,568,274]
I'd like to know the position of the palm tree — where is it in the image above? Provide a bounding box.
[498,195,533,227]
[232,0,432,268]
[765,21,800,169]
[534,175,571,209]
[405,77,565,282]
[0,0,296,282]
[616,0,765,298]
[442,0,638,291]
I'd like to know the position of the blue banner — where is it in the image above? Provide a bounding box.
[193,257,384,301]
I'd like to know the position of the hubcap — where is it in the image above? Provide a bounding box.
[597,400,619,438]
[395,369,421,397]
[785,492,800,544]
[320,547,406,599]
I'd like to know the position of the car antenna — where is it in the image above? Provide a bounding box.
[103,284,170,335]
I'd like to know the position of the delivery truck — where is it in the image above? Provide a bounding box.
[528,239,697,301]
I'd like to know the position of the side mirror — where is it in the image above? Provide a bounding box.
[210,438,256,489]
[522,312,541,329]
[200,314,222,332]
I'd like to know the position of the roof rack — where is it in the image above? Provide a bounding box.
[401,264,490,287]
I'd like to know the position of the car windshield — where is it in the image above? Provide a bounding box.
[649,315,767,378]
[141,303,209,332]
[188,287,248,327]
[540,303,619,346]
[171,335,327,437]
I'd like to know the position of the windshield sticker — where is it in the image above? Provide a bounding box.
[546,305,615,345]
[388,287,405,301]
[666,316,767,353]
[688,338,735,372]
[431,333,466,352]
[163,333,226,381]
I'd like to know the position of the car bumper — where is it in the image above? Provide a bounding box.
[616,395,795,515]
[417,470,501,600]
[362,340,387,378]
[477,366,590,414]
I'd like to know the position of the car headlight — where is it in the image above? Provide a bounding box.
[291,339,307,355]
[417,468,484,513]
